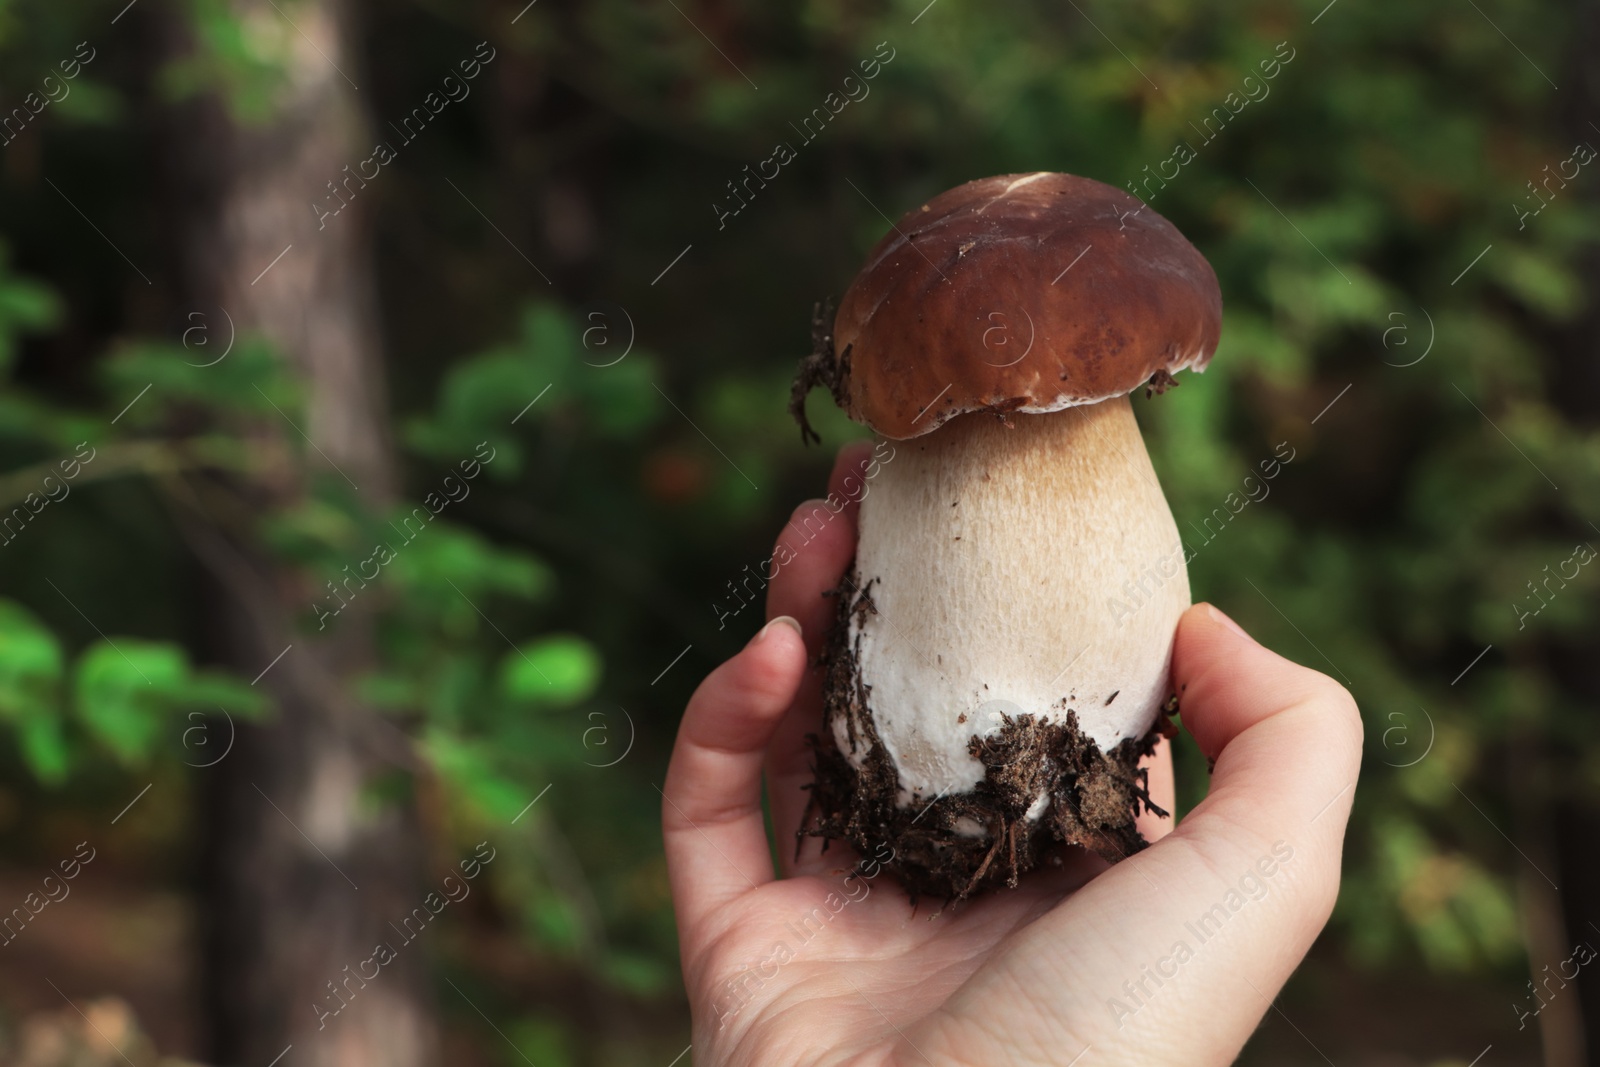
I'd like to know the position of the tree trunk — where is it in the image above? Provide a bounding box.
[156,2,438,1064]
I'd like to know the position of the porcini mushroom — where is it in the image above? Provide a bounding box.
[791,172,1222,900]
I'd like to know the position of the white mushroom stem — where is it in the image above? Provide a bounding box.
[833,395,1190,808]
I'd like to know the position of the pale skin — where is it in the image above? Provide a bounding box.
[664,443,1364,1066]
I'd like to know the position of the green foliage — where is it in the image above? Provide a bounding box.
[72,639,265,764]
[0,244,58,376]
[499,635,601,704]
[421,731,531,823]
[0,597,265,781]
[102,338,298,426]
[385,519,552,606]
[5,0,1599,1057]
[0,599,66,781]
[0,599,61,719]
[159,0,298,121]
[503,1015,574,1067]
[407,302,663,478]
[1342,816,1522,973]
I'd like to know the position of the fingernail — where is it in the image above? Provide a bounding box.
[1204,603,1255,644]
[748,615,803,648]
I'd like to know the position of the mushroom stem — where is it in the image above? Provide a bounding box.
[834,395,1189,807]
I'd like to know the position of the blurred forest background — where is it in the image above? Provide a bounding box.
[0,0,1597,1064]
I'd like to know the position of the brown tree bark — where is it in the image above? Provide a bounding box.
[155,1,438,1064]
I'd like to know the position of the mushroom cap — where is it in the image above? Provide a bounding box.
[831,172,1222,440]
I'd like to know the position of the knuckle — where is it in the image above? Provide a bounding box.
[1327,683,1364,755]
[1295,668,1364,754]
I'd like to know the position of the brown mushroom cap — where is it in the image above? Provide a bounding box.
[829,172,1222,440]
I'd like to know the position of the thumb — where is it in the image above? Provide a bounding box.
[924,603,1363,1066]
[1170,601,1363,913]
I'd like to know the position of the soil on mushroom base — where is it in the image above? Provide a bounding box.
[802,573,1171,903]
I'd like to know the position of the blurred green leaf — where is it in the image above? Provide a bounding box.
[18,714,70,783]
[499,635,601,705]
[0,244,60,376]
[71,639,266,764]
[73,640,189,763]
[0,598,64,722]
[422,730,530,823]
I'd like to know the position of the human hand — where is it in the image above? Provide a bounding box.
[662,443,1363,1066]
